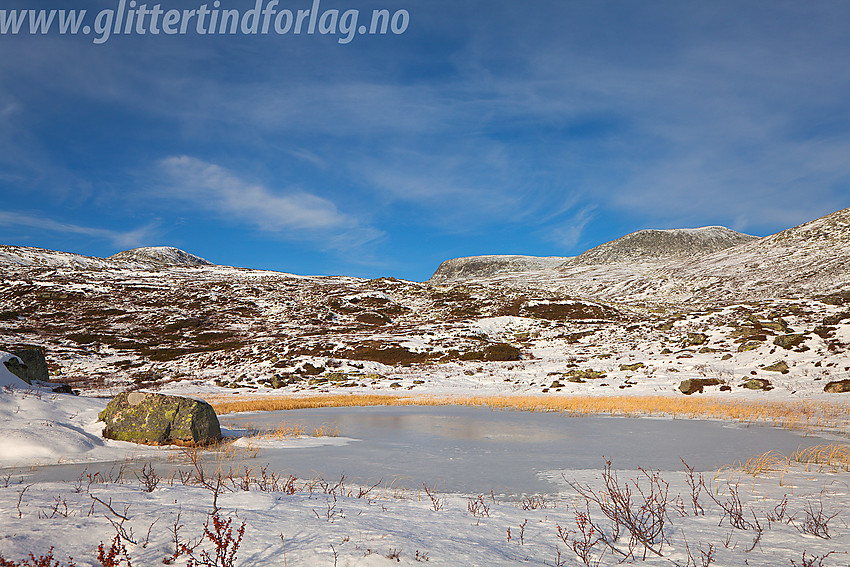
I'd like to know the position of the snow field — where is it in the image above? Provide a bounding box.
[1,459,850,566]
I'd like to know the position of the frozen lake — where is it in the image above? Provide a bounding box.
[218,405,842,496]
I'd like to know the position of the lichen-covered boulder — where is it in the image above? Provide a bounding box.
[681,333,708,347]
[99,392,222,446]
[743,378,773,391]
[678,378,722,395]
[773,334,807,350]
[762,360,790,374]
[824,380,850,393]
[737,341,762,352]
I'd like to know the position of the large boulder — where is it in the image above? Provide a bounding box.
[2,347,49,384]
[742,378,773,391]
[824,380,850,393]
[99,392,222,446]
[762,360,790,374]
[773,334,808,350]
[678,378,723,395]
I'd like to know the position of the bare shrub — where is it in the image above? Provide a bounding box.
[791,551,836,567]
[185,513,245,567]
[519,495,547,511]
[0,548,76,567]
[793,495,839,539]
[566,460,671,560]
[707,482,764,551]
[422,483,445,512]
[96,534,133,567]
[135,463,159,493]
[681,459,705,516]
[467,495,490,524]
[557,511,603,567]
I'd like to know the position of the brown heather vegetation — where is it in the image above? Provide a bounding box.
[206,394,850,433]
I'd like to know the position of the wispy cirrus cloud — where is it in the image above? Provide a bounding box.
[158,156,382,248]
[544,206,597,251]
[0,211,158,249]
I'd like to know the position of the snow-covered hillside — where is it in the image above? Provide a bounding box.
[0,245,213,271]
[108,246,213,267]
[567,226,758,265]
[429,255,570,284]
[0,207,848,398]
[427,208,850,307]
[0,245,117,270]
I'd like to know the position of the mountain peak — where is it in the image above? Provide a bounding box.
[569,225,758,266]
[108,247,213,267]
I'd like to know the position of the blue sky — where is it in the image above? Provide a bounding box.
[1,0,849,280]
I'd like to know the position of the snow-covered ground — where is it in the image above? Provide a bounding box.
[2,382,850,566]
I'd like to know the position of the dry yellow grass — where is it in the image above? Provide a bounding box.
[205,393,849,434]
[791,444,850,472]
[713,443,850,488]
[738,450,788,476]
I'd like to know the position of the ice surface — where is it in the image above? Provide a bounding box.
[220,406,841,495]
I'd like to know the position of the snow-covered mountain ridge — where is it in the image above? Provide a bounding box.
[108,246,213,267]
[429,226,757,284]
[430,208,850,306]
[0,245,212,270]
[567,226,758,265]
[0,207,849,401]
[429,255,570,284]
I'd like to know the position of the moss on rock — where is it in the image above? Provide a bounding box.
[99,392,221,446]
[762,360,790,374]
[773,334,807,350]
[737,341,762,352]
[743,378,772,391]
[681,333,708,347]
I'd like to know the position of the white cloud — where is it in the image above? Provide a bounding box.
[159,156,382,248]
[0,211,157,249]
[546,206,597,250]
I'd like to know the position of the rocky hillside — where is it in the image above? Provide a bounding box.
[1,211,849,399]
[0,245,213,271]
[428,226,756,287]
[108,247,213,267]
[429,255,569,284]
[567,226,757,265]
[644,206,850,303]
[427,209,850,307]
[547,208,850,306]
[0,245,116,270]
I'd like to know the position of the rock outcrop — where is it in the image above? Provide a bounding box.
[824,380,850,393]
[678,378,723,395]
[99,392,222,446]
[1,347,49,384]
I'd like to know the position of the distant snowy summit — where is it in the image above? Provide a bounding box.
[428,206,850,304]
[0,245,213,270]
[567,226,758,266]
[108,246,213,267]
[429,226,756,284]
